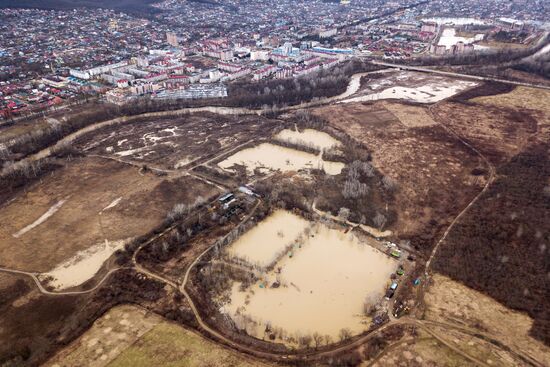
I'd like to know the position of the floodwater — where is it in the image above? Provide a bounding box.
[226,210,310,267]
[438,28,486,50]
[341,80,477,104]
[274,128,341,150]
[218,143,344,175]
[226,221,397,339]
[422,17,487,25]
[42,238,131,289]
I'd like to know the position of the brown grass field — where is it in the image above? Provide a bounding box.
[0,156,219,272]
[313,101,483,252]
[46,305,275,367]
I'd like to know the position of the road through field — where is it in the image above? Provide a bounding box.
[0,67,545,365]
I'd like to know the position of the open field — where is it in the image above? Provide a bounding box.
[108,322,274,367]
[313,102,483,252]
[74,113,277,170]
[344,71,477,104]
[433,87,547,164]
[45,305,162,367]
[370,329,474,367]
[424,274,550,366]
[0,156,218,279]
[46,304,275,367]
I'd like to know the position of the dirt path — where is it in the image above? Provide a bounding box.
[0,221,177,296]
[0,198,541,365]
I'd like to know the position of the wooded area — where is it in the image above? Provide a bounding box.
[433,142,550,344]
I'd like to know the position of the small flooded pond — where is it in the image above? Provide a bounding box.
[226,210,310,267]
[41,238,131,289]
[274,128,341,150]
[218,143,344,175]
[224,216,397,340]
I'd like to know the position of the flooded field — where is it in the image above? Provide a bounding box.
[274,128,341,150]
[74,114,276,169]
[421,17,487,25]
[438,28,486,50]
[41,238,131,289]
[343,71,477,104]
[224,216,397,340]
[227,210,310,267]
[218,143,344,175]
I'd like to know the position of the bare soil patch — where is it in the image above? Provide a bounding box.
[379,102,436,128]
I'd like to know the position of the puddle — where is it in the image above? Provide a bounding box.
[218,143,344,175]
[224,217,397,339]
[227,210,310,267]
[274,128,341,150]
[13,198,68,238]
[41,238,131,289]
[101,197,122,212]
[174,157,193,169]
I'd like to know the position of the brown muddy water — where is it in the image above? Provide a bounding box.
[223,213,398,340]
[218,143,344,175]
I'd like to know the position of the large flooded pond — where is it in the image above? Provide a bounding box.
[226,210,310,267]
[274,128,341,151]
[218,142,344,175]
[341,71,477,104]
[224,214,397,340]
[438,28,486,50]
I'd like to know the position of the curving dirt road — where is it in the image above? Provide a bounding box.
[0,69,544,364]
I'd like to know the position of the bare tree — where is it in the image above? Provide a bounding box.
[313,332,323,349]
[339,328,352,342]
[299,334,313,349]
[381,175,397,192]
[338,207,351,222]
[373,212,387,230]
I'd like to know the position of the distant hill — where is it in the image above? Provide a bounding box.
[0,0,162,15]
